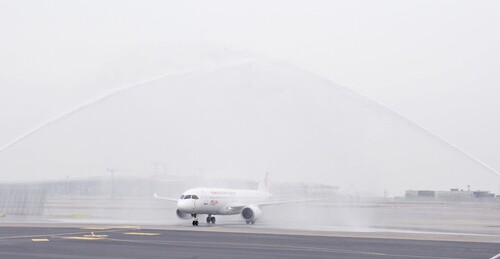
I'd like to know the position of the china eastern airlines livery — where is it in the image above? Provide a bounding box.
[154,174,318,226]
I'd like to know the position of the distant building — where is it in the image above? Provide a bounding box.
[472,191,495,198]
[0,183,47,215]
[405,190,435,198]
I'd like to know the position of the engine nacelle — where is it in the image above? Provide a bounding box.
[176,209,191,220]
[241,205,262,222]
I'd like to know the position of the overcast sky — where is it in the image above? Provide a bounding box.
[0,1,499,192]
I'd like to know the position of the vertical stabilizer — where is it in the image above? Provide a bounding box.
[257,173,271,193]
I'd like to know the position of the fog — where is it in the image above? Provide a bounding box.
[0,48,498,195]
[1,1,500,229]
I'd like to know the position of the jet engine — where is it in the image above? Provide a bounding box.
[241,205,262,223]
[176,209,191,219]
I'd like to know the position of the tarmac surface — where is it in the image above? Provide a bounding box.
[0,225,499,259]
[2,198,500,258]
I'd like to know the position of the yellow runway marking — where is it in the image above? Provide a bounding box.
[123,232,161,236]
[31,238,49,242]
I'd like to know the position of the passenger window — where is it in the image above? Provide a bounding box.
[184,195,191,199]
[192,195,199,199]
[179,195,184,199]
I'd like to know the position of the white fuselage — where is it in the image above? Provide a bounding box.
[176,188,271,215]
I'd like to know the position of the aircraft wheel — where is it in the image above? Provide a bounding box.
[250,221,255,225]
[210,217,216,224]
[206,217,211,223]
[246,221,250,225]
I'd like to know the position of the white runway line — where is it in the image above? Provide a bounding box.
[490,252,500,259]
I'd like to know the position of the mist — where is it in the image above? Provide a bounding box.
[1,1,500,232]
[0,50,498,195]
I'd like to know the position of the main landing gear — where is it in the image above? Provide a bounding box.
[191,214,198,226]
[192,214,216,226]
[245,221,255,225]
[206,215,216,224]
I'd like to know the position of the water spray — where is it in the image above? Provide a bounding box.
[1,57,498,181]
[0,59,254,155]
[283,60,500,179]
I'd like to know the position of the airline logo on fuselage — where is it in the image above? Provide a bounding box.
[210,200,219,206]
[210,191,236,195]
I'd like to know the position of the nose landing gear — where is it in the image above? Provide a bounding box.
[191,214,198,226]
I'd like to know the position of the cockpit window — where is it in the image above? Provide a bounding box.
[192,195,199,199]
[184,195,191,199]
[179,195,184,199]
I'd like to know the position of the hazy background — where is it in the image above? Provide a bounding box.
[1,0,499,196]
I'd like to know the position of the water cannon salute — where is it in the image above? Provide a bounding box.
[0,1,500,258]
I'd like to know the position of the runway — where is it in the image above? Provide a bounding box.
[0,225,498,259]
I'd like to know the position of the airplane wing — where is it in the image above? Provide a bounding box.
[153,192,178,202]
[227,198,326,211]
[256,198,327,207]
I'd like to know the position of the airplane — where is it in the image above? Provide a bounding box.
[154,174,320,226]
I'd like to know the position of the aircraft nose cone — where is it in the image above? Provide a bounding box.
[177,199,192,213]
